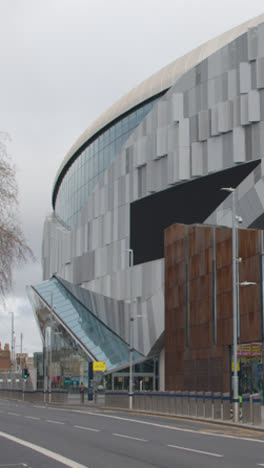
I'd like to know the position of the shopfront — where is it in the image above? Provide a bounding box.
[232,343,264,402]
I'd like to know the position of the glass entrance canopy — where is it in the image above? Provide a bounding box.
[27,275,143,371]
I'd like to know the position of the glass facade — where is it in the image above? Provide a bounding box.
[55,98,159,228]
[27,276,142,372]
[105,357,159,391]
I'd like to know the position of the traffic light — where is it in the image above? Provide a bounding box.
[23,367,30,379]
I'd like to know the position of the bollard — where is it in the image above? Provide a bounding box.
[213,392,221,419]
[242,393,251,424]
[222,392,231,420]
[197,391,204,417]
[252,393,261,426]
[176,391,182,415]
[182,391,189,415]
[189,391,197,417]
[204,391,212,418]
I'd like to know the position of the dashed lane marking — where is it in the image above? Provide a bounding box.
[113,433,148,442]
[45,420,65,425]
[168,444,223,458]
[0,464,28,467]
[24,416,40,420]
[74,425,100,432]
[7,413,20,417]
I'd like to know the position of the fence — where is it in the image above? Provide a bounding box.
[105,390,262,426]
[0,387,68,404]
[0,372,68,404]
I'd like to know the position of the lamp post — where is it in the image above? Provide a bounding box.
[9,312,15,372]
[124,248,136,410]
[221,187,240,422]
[129,313,143,410]
[129,314,134,410]
[221,188,256,422]
[43,289,54,402]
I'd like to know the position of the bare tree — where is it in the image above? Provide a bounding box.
[0,133,34,300]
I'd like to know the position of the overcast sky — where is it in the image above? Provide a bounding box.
[0,0,263,355]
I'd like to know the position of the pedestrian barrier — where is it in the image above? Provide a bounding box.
[104,390,262,426]
[222,392,231,420]
[213,392,221,419]
[182,392,189,415]
[176,390,182,415]
[189,391,197,417]
[204,391,212,418]
[1,381,262,427]
[197,391,204,417]
[0,386,68,404]
[242,393,251,423]
[252,393,261,426]
[105,391,128,409]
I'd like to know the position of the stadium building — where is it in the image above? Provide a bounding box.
[28,13,264,392]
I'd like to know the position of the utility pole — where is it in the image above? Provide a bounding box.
[10,312,15,372]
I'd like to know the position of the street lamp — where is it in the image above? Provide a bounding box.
[43,289,54,402]
[221,188,256,422]
[9,312,15,372]
[124,248,138,410]
[221,187,240,422]
[129,313,143,410]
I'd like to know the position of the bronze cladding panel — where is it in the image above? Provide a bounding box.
[165,223,262,392]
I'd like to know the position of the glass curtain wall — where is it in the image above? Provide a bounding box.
[55,98,159,228]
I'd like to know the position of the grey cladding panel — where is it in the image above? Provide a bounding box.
[248,26,258,61]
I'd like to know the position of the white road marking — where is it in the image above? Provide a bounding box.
[113,433,148,442]
[168,444,223,458]
[24,416,40,420]
[72,410,264,444]
[74,425,100,432]
[0,464,28,467]
[8,413,20,416]
[33,405,45,409]
[46,420,65,425]
[0,430,89,468]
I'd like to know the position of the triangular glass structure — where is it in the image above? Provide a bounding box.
[27,275,143,371]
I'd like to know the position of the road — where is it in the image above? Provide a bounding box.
[1,399,264,467]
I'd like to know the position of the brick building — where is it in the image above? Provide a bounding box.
[0,343,11,371]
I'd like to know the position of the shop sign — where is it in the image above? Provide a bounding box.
[237,343,262,361]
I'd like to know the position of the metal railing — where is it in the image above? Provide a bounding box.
[105,390,262,426]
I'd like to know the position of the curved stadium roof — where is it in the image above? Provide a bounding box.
[53,12,264,200]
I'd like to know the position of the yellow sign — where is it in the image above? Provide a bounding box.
[231,361,240,372]
[93,361,106,371]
